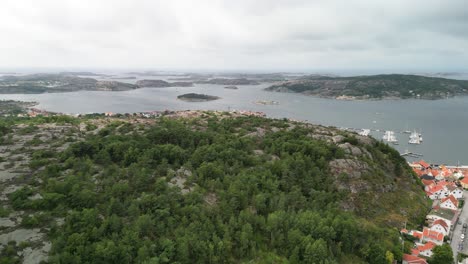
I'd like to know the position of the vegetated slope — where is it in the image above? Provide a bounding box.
[1,113,430,263]
[265,74,468,99]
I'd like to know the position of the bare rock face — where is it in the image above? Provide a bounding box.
[329,159,371,179]
[332,135,345,144]
[338,143,362,156]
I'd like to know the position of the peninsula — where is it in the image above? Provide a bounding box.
[265,74,468,100]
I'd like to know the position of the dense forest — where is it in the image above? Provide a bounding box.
[0,112,431,263]
[265,74,468,99]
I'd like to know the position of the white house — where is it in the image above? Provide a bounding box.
[440,195,458,210]
[429,219,449,236]
[416,241,436,258]
[427,185,445,200]
[447,186,463,199]
[426,208,455,232]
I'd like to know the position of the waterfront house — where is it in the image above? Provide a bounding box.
[418,160,431,170]
[461,177,468,189]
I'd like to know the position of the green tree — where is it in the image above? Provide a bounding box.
[429,244,453,264]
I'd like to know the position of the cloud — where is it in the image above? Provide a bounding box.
[0,0,467,71]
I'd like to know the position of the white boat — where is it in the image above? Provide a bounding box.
[383,131,398,143]
[409,130,421,144]
[359,129,371,136]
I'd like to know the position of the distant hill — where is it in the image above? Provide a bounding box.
[135,79,193,88]
[265,74,468,99]
[195,78,260,85]
[0,73,136,93]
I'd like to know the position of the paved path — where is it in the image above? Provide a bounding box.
[451,190,468,261]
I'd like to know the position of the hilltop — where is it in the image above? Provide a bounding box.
[0,106,430,263]
[265,74,468,100]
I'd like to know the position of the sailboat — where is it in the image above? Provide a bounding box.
[383,131,398,143]
[403,122,411,134]
[408,130,421,144]
[359,129,371,136]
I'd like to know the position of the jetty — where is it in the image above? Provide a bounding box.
[400,151,423,158]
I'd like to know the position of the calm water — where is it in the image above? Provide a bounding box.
[1,78,467,165]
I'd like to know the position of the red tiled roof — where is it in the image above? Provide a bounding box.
[431,169,439,176]
[401,228,409,234]
[441,195,458,208]
[421,179,435,186]
[427,185,444,194]
[403,254,428,264]
[414,170,426,176]
[418,160,430,168]
[411,248,420,256]
[461,177,468,184]
[423,227,444,242]
[417,241,436,252]
[412,231,423,240]
[431,219,448,231]
[436,181,448,187]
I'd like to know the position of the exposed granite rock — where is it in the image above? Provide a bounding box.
[329,158,371,179]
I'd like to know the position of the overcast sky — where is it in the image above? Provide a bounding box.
[0,0,467,72]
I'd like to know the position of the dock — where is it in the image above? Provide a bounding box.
[400,151,423,158]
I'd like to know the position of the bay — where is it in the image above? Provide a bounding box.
[0,80,467,165]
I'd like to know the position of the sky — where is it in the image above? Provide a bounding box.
[0,0,467,72]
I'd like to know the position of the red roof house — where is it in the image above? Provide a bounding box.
[403,254,428,264]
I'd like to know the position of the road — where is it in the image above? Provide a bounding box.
[451,190,468,261]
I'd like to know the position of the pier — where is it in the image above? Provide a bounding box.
[400,151,423,158]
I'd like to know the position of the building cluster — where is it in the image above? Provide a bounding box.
[104,110,267,119]
[402,160,468,263]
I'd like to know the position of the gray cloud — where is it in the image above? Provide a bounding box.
[0,0,467,72]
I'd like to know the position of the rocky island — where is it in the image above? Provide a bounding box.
[177,93,220,102]
[265,74,468,100]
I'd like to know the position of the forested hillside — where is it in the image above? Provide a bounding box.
[0,112,431,263]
